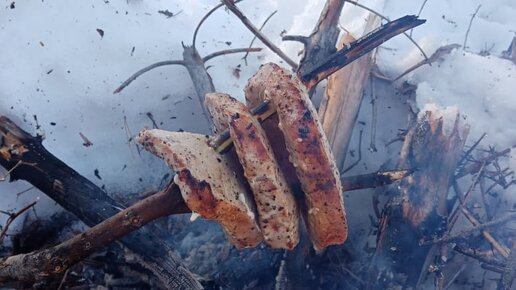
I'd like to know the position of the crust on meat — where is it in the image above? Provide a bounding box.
[246,63,348,249]
[245,68,300,190]
[137,129,262,249]
[205,93,299,250]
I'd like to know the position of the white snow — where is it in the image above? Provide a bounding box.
[0,1,515,286]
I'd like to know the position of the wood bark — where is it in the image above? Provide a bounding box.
[369,111,469,289]
[0,116,200,289]
[0,183,189,282]
[318,14,380,169]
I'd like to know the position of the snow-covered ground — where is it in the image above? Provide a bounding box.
[0,0,515,287]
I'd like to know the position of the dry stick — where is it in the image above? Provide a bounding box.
[454,244,507,268]
[457,146,514,179]
[423,213,516,248]
[392,43,461,81]
[56,269,69,290]
[341,168,413,191]
[0,200,37,243]
[463,5,482,51]
[0,183,189,282]
[222,0,298,69]
[409,0,429,37]
[369,75,378,152]
[0,116,200,289]
[443,264,466,290]
[460,207,511,258]
[341,130,363,174]
[242,10,278,65]
[457,132,487,170]
[192,0,244,48]
[203,47,262,62]
[448,179,511,258]
[298,15,425,89]
[114,49,261,94]
[343,0,429,61]
[113,60,185,94]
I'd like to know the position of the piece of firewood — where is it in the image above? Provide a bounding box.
[318,14,381,169]
[369,110,469,289]
[0,183,188,282]
[0,116,199,289]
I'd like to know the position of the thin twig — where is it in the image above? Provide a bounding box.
[113,60,185,94]
[243,10,277,65]
[342,130,363,174]
[343,0,429,61]
[369,75,377,152]
[422,213,516,246]
[457,132,487,170]
[409,0,428,37]
[203,47,262,62]
[443,264,466,290]
[0,200,38,243]
[222,0,298,69]
[0,160,23,181]
[57,269,69,290]
[463,5,482,51]
[192,0,244,48]
[454,244,506,268]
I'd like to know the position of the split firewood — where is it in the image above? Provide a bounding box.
[369,110,469,289]
[0,116,199,289]
[318,14,381,169]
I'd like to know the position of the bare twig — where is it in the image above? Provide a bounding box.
[192,0,243,48]
[342,130,363,174]
[369,76,378,152]
[0,200,38,243]
[1,160,25,181]
[203,47,262,62]
[424,213,516,248]
[222,0,298,69]
[392,43,460,81]
[343,0,429,61]
[242,10,277,65]
[341,168,413,191]
[409,0,428,37]
[463,5,482,51]
[113,60,185,94]
[454,244,506,268]
[0,183,190,282]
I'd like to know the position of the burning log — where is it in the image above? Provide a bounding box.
[369,110,469,289]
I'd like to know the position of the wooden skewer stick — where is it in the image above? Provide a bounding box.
[209,99,274,153]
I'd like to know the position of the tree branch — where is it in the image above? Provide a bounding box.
[300,15,425,89]
[203,47,262,62]
[0,183,189,283]
[222,0,298,69]
[0,116,200,289]
[113,60,185,94]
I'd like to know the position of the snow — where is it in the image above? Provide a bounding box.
[0,0,515,286]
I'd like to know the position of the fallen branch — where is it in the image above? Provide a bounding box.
[222,0,298,69]
[463,5,482,51]
[0,200,38,243]
[343,0,429,61]
[421,213,516,246]
[299,15,425,89]
[0,116,199,289]
[0,183,188,282]
[242,10,277,65]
